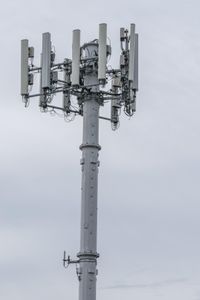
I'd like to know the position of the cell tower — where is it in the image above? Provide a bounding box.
[21,23,139,300]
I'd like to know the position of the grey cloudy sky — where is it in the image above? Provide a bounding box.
[0,0,200,299]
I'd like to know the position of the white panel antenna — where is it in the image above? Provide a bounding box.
[72,29,80,86]
[42,32,51,89]
[128,23,135,82]
[21,39,29,96]
[98,23,107,84]
[132,33,139,91]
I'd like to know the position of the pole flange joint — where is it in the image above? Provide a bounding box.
[77,251,100,261]
[79,143,101,151]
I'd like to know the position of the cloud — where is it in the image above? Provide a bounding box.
[1,0,200,300]
[101,278,188,290]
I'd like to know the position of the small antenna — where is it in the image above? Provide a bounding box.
[128,23,135,82]
[111,77,121,130]
[39,53,46,109]
[120,27,125,41]
[132,33,139,91]
[63,59,71,113]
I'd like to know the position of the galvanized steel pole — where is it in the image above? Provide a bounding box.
[77,43,100,300]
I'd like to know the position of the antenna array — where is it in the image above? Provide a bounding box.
[21,23,139,130]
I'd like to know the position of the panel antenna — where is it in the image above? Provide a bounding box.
[128,23,135,82]
[98,23,107,84]
[41,32,51,89]
[72,29,80,86]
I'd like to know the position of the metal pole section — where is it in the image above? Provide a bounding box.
[77,43,100,300]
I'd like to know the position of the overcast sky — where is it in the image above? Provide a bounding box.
[0,0,200,299]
